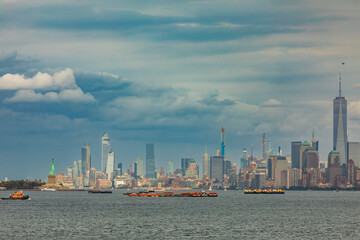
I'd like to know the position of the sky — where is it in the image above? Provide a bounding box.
[1,0,360,180]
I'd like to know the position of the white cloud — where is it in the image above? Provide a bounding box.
[0,68,77,90]
[4,88,95,103]
[263,99,283,106]
[1,68,96,103]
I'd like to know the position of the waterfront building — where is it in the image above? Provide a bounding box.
[327,150,343,186]
[273,156,288,188]
[146,143,156,179]
[287,168,302,188]
[221,127,225,156]
[168,161,174,175]
[347,159,355,185]
[135,157,143,179]
[106,150,115,180]
[333,73,348,166]
[291,141,302,168]
[347,142,360,167]
[89,168,96,187]
[203,148,209,179]
[254,172,266,189]
[102,132,111,173]
[210,156,224,181]
[96,179,111,188]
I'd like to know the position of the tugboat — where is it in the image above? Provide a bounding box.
[1,191,30,200]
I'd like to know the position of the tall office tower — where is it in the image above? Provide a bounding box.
[221,127,225,157]
[102,132,111,173]
[135,157,143,178]
[327,150,343,186]
[77,160,82,178]
[146,143,155,178]
[117,162,122,176]
[300,141,310,170]
[73,161,78,180]
[347,142,360,167]
[106,150,115,180]
[203,147,209,179]
[210,156,224,181]
[291,141,302,169]
[223,158,232,176]
[273,156,288,188]
[181,158,195,176]
[168,161,174,175]
[267,156,277,179]
[81,143,91,174]
[333,73,347,166]
[305,147,319,169]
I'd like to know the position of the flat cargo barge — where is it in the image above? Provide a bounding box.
[88,190,112,194]
[244,189,285,194]
[127,191,218,197]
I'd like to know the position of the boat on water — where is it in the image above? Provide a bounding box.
[127,191,218,198]
[41,188,56,192]
[244,189,285,194]
[1,191,30,200]
[88,190,112,194]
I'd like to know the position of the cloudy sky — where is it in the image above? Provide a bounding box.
[1,0,360,180]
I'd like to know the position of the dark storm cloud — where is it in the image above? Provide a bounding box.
[2,2,343,42]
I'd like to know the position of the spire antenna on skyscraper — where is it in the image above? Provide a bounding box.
[339,72,342,97]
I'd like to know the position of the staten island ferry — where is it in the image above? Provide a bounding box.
[244,189,285,194]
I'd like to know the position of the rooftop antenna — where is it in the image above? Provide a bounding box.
[339,62,345,97]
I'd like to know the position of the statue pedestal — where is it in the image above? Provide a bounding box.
[47,175,56,185]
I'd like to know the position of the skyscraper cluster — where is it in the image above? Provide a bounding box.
[52,72,360,190]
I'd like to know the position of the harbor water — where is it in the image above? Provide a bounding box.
[1,190,360,239]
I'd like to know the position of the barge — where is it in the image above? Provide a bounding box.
[244,189,285,194]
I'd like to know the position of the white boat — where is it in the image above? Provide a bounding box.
[41,188,56,192]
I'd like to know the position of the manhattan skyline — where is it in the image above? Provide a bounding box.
[1,1,360,180]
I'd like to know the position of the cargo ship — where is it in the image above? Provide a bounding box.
[244,189,285,194]
[1,191,30,200]
[127,191,218,197]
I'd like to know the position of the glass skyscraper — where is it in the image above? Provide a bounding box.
[81,143,91,174]
[102,132,111,173]
[106,150,115,180]
[333,74,347,165]
[146,143,155,178]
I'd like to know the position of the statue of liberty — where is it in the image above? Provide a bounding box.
[49,158,55,175]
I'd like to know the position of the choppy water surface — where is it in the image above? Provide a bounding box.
[1,190,360,239]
